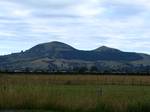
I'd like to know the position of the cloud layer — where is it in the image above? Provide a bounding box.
[0,0,150,55]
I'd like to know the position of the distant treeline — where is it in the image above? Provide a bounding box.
[0,71,150,76]
[0,64,150,75]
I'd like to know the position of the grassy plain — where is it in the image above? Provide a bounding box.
[0,73,150,112]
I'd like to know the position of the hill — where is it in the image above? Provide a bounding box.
[0,41,150,73]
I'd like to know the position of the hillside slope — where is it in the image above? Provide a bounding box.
[0,41,150,73]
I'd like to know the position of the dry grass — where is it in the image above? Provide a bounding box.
[0,73,150,112]
[0,73,150,86]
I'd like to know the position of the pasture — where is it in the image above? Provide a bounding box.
[0,73,150,112]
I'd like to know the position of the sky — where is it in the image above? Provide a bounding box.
[0,0,150,55]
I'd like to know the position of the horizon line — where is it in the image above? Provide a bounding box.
[0,41,149,56]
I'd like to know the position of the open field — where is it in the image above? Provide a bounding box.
[0,73,150,112]
[0,73,150,86]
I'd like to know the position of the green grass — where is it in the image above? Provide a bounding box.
[0,85,150,112]
[0,74,150,112]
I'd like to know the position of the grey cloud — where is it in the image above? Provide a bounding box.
[100,1,145,20]
[4,0,79,9]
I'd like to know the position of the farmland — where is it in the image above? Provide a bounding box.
[0,73,150,112]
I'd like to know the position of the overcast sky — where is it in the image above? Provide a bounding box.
[0,0,150,55]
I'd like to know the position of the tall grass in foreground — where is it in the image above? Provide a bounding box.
[0,74,150,112]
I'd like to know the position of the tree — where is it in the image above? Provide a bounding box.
[90,66,98,72]
[78,67,88,73]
